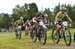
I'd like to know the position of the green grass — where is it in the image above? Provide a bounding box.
[0,29,74,49]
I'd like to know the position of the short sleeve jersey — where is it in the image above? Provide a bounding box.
[56,11,68,21]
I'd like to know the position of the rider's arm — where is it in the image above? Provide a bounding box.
[14,21,17,25]
[66,14,72,23]
[55,12,61,22]
[55,16,58,22]
[25,22,27,24]
[22,21,24,24]
[22,20,24,26]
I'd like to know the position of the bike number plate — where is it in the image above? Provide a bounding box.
[62,21,68,26]
[18,26,22,29]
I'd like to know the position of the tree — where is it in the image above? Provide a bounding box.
[12,3,38,22]
[28,3,38,18]
[54,3,75,27]
[12,4,21,21]
[54,3,60,15]
[0,13,12,29]
[44,8,52,20]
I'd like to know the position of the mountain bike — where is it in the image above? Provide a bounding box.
[31,22,47,45]
[52,21,71,46]
[15,26,22,39]
[25,25,29,35]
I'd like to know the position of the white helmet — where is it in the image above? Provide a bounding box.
[20,17,23,20]
[27,20,29,22]
[44,14,48,17]
[60,7,67,11]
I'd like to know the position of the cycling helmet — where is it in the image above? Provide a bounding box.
[27,20,29,22]
[44,14,48,17]
[60,7,67,11]
[20,17,23,20]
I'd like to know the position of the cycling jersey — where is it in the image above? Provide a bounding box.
[15,20,24,26]
[56,11,68,21]
[43,17,48,24]
[32,17,37,23]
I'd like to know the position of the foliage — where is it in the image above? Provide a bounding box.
[0,14,12,29]
[54,4,75,27]
[12,3,38,21]
[1,3,75,28]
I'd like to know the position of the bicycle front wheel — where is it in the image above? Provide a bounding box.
[39,29,47,45]
[63,29,71,46]
[30,29,37,43]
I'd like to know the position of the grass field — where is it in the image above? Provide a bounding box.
[0,29,75,49]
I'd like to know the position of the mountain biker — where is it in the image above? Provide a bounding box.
[36,13,48,29]
[25,20,31,27]
[14,17,24,32]
[31,12,43,28]
[44,14,48,24]
[55,7,72,33]
[24,20,31,30]
[43,14,49,28]
[24,20,31,35]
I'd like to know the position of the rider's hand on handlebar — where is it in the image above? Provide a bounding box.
[69,22,73,27]
[23,24,25,27]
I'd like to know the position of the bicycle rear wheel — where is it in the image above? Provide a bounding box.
[52,29,60,44]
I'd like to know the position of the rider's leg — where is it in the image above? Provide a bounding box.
[56,24,61,33]
[62,26,66,32]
